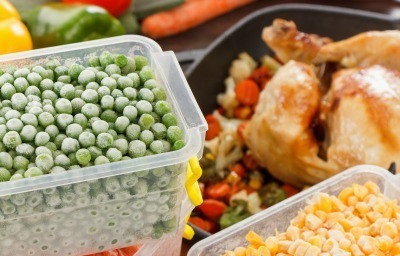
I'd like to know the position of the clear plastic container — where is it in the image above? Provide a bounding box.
[188,165,400,256]
[0,35,207,256]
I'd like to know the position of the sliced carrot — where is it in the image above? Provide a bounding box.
[205,114,221,140]
[242,153,259,170]
[234,105,253,119]
[142,0,255,39]
[199,199,227,219]
[235,79,260,106]
[229,163,246,178]
[206,182,231,199]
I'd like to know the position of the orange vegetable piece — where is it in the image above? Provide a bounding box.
[229,163,246,178]
[205,114,221,140]
[199,199,227,219]
[234,105,253,119]
[235,79,260,106]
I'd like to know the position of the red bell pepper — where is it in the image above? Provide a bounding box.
[199,199,227,219]
[62,0,132,16]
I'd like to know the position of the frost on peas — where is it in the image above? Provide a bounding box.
[134,56,149,71]
[123,105,138,122]
[45,125,59,141]
[114,97,129,113]
[50,166,66,174]
[39,78,54,91]
[68,63,84,80]
[115,116,130,133]
[54,154,70,169]
[66,123,83,139]
[136,100,153,116]
[73,113,88,130]
[128,140,146,158]
[57,75,71,83]
[16,143,35,158]
[140,130,154,147]
[100,109,118,123]
[3,131,22,149]
[88,116,100,129]
[13,68,30,78]
[54,66,68,79]
[21,113,38,126]
[126,124,141,141]
[106,148,122,162]
[27,72,42,86]
[0,152,13,169]
[96,71,108,84]
[45,142,57,151]
[162,113,178,128]
[81,89,98,104]
[0,118,5,125]
[54,134,67,149]
[59,84,75,100]
[76,149,91,166]
[32,66,48,79]
[117,76,133,90]
[138,113,155,130]
[35,132,50,146]
[20,125,37,142]
[81,103,100,119]
[151,123,167,140]
[71,98,85,114]
[100,51,114,68]
[107,129,117,140]
[13,156,29,171]
[100,77,117,91]
[5,109,21,120]
[0,168,11,181]
[111,89,123,99]
[144,79,160,90]
[13,77,29,93]
[78,69,96,86]
[94,155,109,165]
[0,125,6,141]
[24,167,43,178]
[35,146,52,156]
[167,126,183,144]
[96,133,114,149]
[127,73,140,88]
[138,88,154,102]
[86,81,99,91]
[25,86,41,97]
[61,138,79,154]
[38,112,55,127]
[55,98,72,114]
[123,87,137,101]
[113,138,128,155]
[88,55,100,67]
[100,95,114,110]
[121,57,136,74]
[92,120,109,135]
[88,146,102,160]
[1,83,16,100]
[139,68,155,85]
[1,100,10,108]
[45,59,61,70]
[41,90,58,102]
[105,64,121,76]
[56,114,73,130]
[78,132,95,148]
[35,154,54,173]
[98,86,111,99]
[6,118,23,132]
[154,101,172,116]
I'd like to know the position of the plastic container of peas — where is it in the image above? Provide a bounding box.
[0,35,206,256]
[188,165,400,256]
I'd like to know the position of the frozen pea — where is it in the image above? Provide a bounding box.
[43,105,56,116]
[0,152,13,169]
[27,72,42,86]
[0,125,5,141]
[50,166,66,174]
[0,118,5,125]
[0,107,11,117]
[167,126,183,144]
[100,51,114,68]
[35,154,54,173]
[13,68,30,78]
[53,151,63,160]
[56,98,73,114]
[126,124,140,141]
[127,73,140,88]
[136,100,153,115]
[108,129,118,140]
[56,114,73,130]
[78,70,96,85]
[42,99,52,106]
[53,82,64,95]
[45,59,61,70]
[172,140,185,151]
[35,132,50,146]
[21,113,38,126]
[76,149,91,166]
[10,173,23,181]
[38,112,55,127]
[115,116,130,133]
[60,84,75,100]
[0,168,11,181]
[35,146,52,156]
[1,83,16,100]
[55,66,68,78]
[114,54,128,68]
[121,57,136,74]
[88,146,102,160]
[32,66,47,78]
[24,167,43,178]
[16,143,35,158]
[98,86,110,98]
[100,109,117,123]
[27,96,42,105]
[88,56,100,67]
[88,117,101,128]
[101,77,117,91]
[20,125,37,142]
[57,75,71,83]
[128,140,146,158]
[111,89,123,98]
[81,103,99,118]
[0,73,14,86]
[123,87,137,100]
[94,156,110,165]
[54,135,66,150]
[45,142,57,151]
[13,156,29,171]
[78,132,96,147]
[71,98,85,114]
[69,165,80,170]
[13,77,29,92]
[139,68,154,84]
[3,131,21,149]
[96,71,108,84]
[74,89,83,98]
[6,118,23,132]
[41,90,58,102]
[54,154,70,169]
[114,97,129,112]
[86,81,99,91]
[5,109,21,120]
[151,123,167,139]
[45,125,59,141]
[139,88,155,102]
[66,123,83,139]
[134,56,149,71]
[73,113,88,129]
[39,79,54,91]
[106,148,122,162]
[117,76,133,90]
[140,130,154,146]
[101,95,114,110]
[68,153,78,165]
[2,100,11,108]
[96,133,113,149]
[61,138,79,154]
[25,86,41,97]
[92,120,109,135]
[113,138,128,155]
[105,64,121,76]
[154,101,172,116]
[123,106,138,122]
[162,113,178,127]
[110,74,121,81]
[121,156,131,161]
[152,88,166,102]
[143,79,159,90]
[138,113,155,130]
[68,63,84,80]
[150,140,164,154]
[46,69,54,80]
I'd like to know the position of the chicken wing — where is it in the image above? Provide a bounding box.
[321,65,400,172]
[314,30,400,69]
[262,19,332,64]
[244,61,337,186]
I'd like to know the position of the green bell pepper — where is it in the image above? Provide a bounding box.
[23,3,125,48]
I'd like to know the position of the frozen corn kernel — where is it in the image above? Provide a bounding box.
[358,235,379,254]
[380,222,398,239]
[352,184,369,200]
[378,235,393,251]
[305,213,323,230]
[338,187,353,203]
[364,181,381,195]
[322,238,339,252]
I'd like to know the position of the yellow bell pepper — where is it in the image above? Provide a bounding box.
[0,0,32,54]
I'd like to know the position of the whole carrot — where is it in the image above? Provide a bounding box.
[141,0,255,39]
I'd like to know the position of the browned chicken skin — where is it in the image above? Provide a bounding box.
[262,19,332,64]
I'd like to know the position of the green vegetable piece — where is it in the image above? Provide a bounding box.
[39,78,54,91]
[127,73,140,88]
[0,168,11,181]
[150,140,164,154]
[10,173,23,181]
[35,131,50,146]
[0,73,14,86]
[71,98,85,114]
[88,56,100,67]
[126,124,141,141]
[115,116,130,133]
[54,66,68,78]
[0,118,5,125]
[139,67,154,84]
[143,79,158,90]
[61,138,79,154]
[13,68,30,78]
[68,63,84,80]
[66,123,83,139]
[140,130,154,146]
[166,126,182,144]
[38,112,55,127]
[134,56,149,71]
[24,167,43,178]
[50,166,66,174]
[114,54,128,67]
[136,100,153,115]
[16,143,35,158]
[21,113,38,126]
[154,101,171,116]
[172,140,185,151]
[114,97,130,113]
[162,113,178,128]
[78,132,96,148]
[32,66,47,78]
[55,98,72,114]
[123,87,137,101]
[219,200,252,229]
[151,123,167,140]
[76,149,91,166]
[42,90,58,102]
[45,59,61,70]
[87,146,101,160]
[121,57,136,74]
[45,125,59,141]
[122,105,138,122]
[138,88,154,102]
[56,114,73,130]
[78,70,96,86]
[35,154,54,173]
[100,77,117,92]
[100,109,118,123]
[111,88,123,98]
[25,86,41,97]
[0,152,13,169]
[117,76,133,90]
[3,131,21,149]
[98,86,111,99]
[92,120,109,135]
[6,118,23,132]
[0,125,6,141]
[100,51,114,68]
[106,148,122,162]
[128,140,146,158]
[54,154,71,169]
[81,103,100,118]
[96,133,114,149]
[94,155,109,165]
[59,84,75,100]
[57,75,71,83]
[1,83,16,100]
[105,64,121,76]
[100,95,114,110]
[27,72,42,86]
[13,77,29,93]
[138,113,155,130]
[113,138,128,155]
[73,113,88,129]
[4,110,20,121]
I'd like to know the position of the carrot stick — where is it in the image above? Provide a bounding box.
[141,0,256,39]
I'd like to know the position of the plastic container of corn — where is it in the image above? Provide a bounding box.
[188,165,400,256]
[0,35,207,256]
